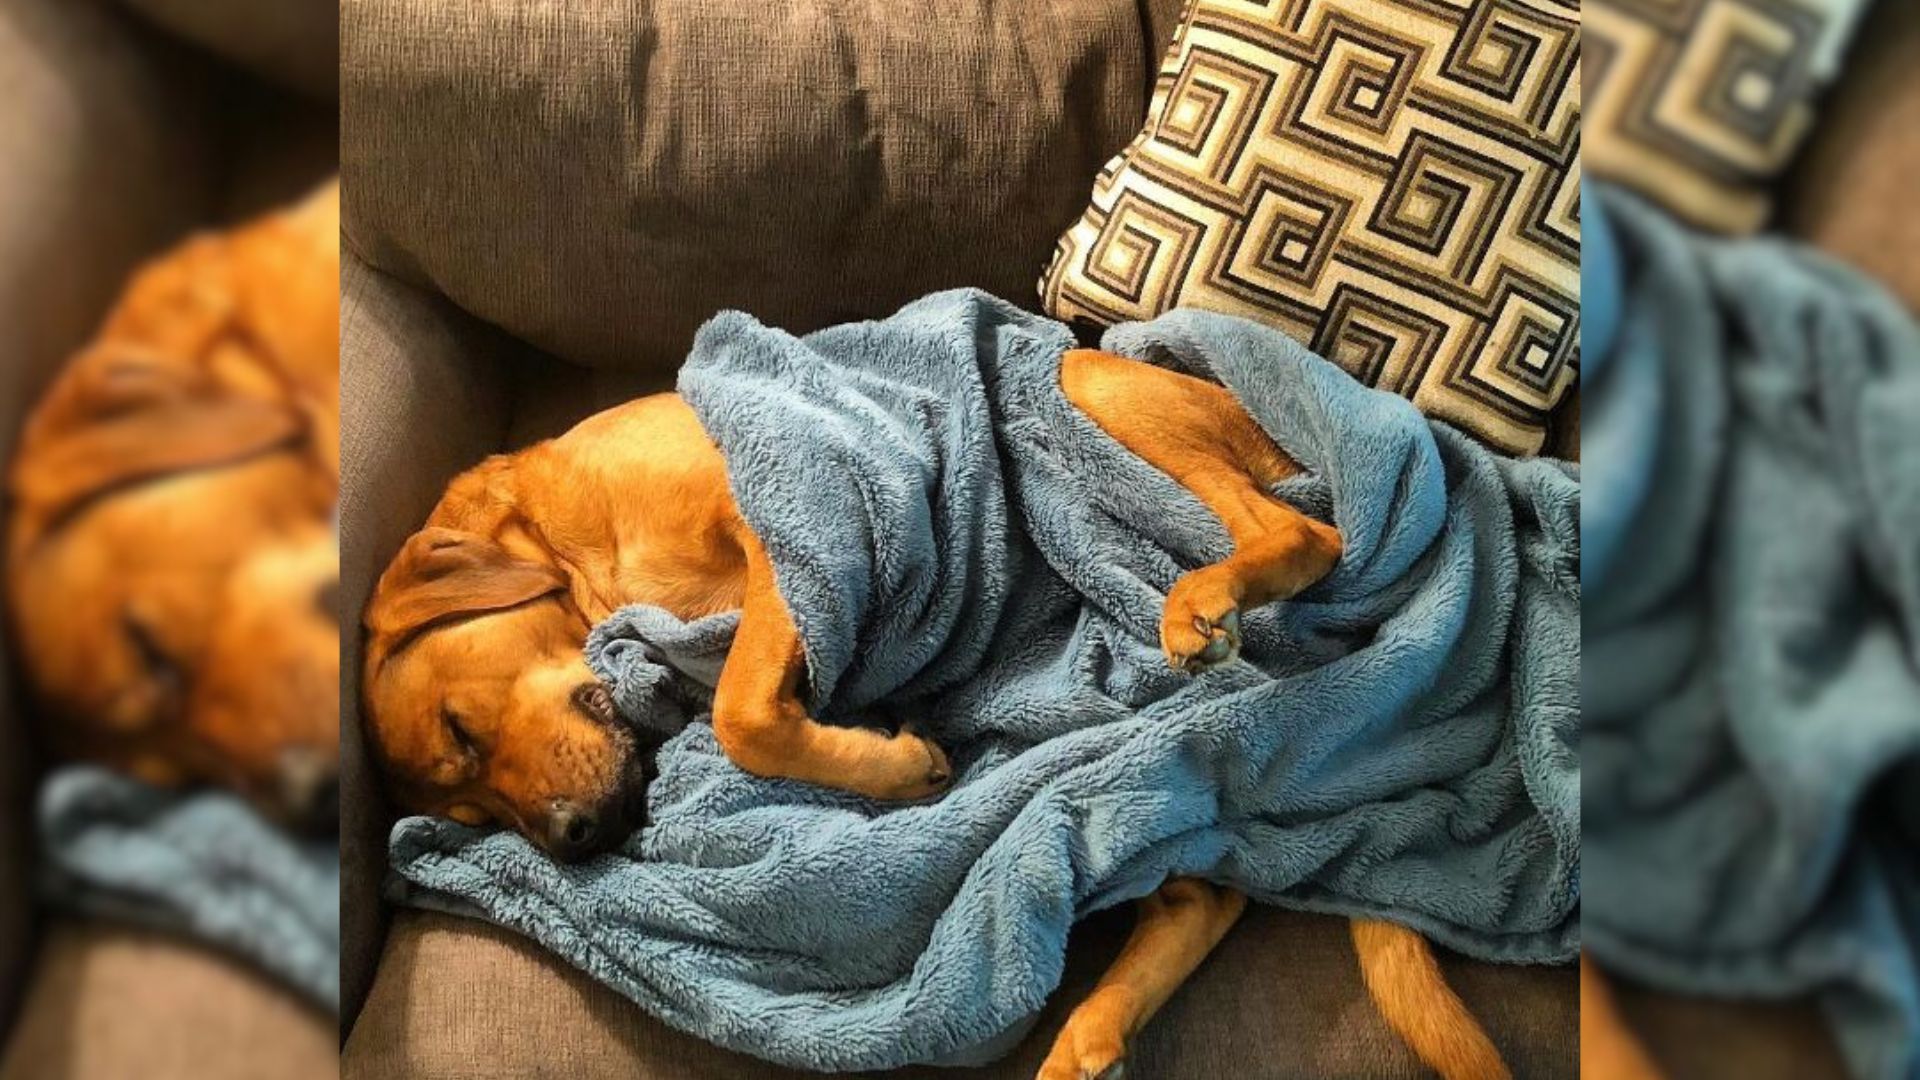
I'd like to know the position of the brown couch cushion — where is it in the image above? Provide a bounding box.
[0,920,334,1080]
[340,0,1153,372]
[1782,0,1920,311]
[344,907,1577,1079]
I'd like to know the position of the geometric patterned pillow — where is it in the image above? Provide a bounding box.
[1585,0,1873,235]
[1040,0,1581,455]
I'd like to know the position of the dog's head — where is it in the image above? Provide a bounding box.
[6,191,341,830]
[361,525,646,860]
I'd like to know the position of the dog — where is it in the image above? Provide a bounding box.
[6,181,341,830]
[362,349,1511,1080]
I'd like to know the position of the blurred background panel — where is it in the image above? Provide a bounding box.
[1583,0,1920,1076]
[0,0,215,1032]
[0,0,336,1075]
[119,0,337,101]
[1783,0,1920,310]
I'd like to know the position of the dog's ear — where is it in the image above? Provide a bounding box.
[364,527,568,651]
[8,351,304,548]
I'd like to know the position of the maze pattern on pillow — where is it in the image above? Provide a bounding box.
[1585,0,1872,236]
[1041,0,1580,455]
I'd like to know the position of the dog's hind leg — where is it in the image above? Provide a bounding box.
[1058,349,1341,673]
[709,527,952,801]
[1037,879,1247,1080]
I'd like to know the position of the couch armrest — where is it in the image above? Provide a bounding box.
[339,250,524,1030]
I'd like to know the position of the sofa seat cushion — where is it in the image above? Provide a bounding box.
[0,919,334,1080]
[345,906,1577,1079]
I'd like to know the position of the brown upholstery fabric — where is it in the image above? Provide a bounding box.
[1141,0,1188,82]
[0,920,335,1080]
[340,0,1152,371]
[344,907,1576,1079]
[1783,0,1920,312]
[504,355,677,450]
[117,0,337,101]
[0,0,217,1031]
[339,251,526,1028]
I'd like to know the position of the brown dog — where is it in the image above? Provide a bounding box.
[6,182,341,829]
[363,350,1509,1079]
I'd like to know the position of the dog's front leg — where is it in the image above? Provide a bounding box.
[709,528,952,801]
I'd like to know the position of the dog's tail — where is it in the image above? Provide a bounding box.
[1351,918,1510,1080]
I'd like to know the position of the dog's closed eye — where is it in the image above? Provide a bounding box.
[442,705,480,757]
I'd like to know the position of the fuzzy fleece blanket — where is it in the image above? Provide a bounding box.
[39,765,341,1012]
[1584,186,1920,1080]
[388,289,1580,1071]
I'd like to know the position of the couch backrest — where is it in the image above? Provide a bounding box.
[341,0,1161,372]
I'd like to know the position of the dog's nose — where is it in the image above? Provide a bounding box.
[546,804,600,859]
[571,682,616,726]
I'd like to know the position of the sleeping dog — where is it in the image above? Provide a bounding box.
[362,350,1509,1080]
[6,182,341,830]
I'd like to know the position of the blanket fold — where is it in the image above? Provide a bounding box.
[389,289,1578,1070]
[1584,186,1920,1080]
[38,765,342,1012]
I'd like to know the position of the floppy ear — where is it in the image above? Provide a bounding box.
[364,527,568,651]
[8,351,304,545]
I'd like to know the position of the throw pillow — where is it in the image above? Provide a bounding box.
[1041,0,1581,455]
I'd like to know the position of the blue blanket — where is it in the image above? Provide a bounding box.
[389,290,1580,1070]
[1584,187,1920,1080]
[39,765,341,1012]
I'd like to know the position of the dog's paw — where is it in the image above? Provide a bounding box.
[844,725,952,802]
[1161,571,1242,674]
[1037,1007,1128,1080]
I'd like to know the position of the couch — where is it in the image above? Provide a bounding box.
[330,0,1904,1077]
[0,1,336,1076]
[330,2,1586,1077]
